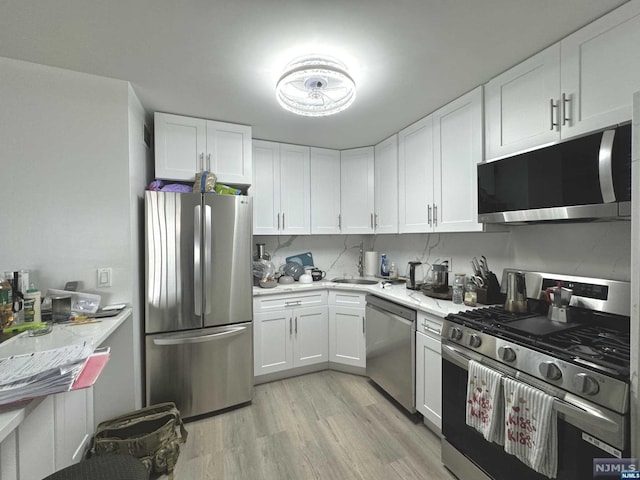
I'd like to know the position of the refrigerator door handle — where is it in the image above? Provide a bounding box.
[194,205,202,315]
[153,326,248,345]
[204,204,213,314]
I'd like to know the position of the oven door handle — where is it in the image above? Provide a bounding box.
[441,342,625,441]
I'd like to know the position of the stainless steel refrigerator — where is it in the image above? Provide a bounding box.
[144,191,253,418]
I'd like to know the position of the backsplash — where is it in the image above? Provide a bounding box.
[254,220,631,284]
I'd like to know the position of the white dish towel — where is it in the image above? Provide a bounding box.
[465,360,504,444]
[502,377,558,479]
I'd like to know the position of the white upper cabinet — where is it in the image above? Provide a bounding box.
[340,147,375,234]
[399,87,483,233]
[310,147,342,234]
[252,140,281,235]
[398,115,434,233]
[486,0,640,160]
[374,134,399,234]
[485,45,561,160]
[433,86,484,232]
[279,144,311,235]
[560,0,640,138]
[154,112,252,184]
[251,141,310,235]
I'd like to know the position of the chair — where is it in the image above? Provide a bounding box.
[43,454,149,480]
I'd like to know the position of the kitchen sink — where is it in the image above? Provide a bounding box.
[331,278,379,285]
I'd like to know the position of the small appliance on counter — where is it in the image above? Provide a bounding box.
[406,261,425,290]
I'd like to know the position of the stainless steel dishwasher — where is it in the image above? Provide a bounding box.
[365,294,417,413]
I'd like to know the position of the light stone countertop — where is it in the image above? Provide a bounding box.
[0,308,132,443]
[253,278,479,317]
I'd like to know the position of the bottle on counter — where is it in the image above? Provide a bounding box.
[23,285,42,323]
[389,262,398,280]
[452,273,466,305]
[0,276,13,328]
[380,254,389,277]
[464,278,477,307]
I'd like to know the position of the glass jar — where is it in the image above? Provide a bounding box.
[452,273,466,304]
[464,279,478,306]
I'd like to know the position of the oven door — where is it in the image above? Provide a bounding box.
[441,341,629,480]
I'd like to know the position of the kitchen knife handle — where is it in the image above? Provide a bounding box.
[194,205,202,316]
[427,204,432,225]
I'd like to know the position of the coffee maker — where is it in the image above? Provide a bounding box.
[406,261,424,290]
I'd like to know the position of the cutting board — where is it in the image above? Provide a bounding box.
[285,252,314,267]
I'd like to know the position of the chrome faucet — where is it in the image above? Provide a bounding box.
[357,241,364,277]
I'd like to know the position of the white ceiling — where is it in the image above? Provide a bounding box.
[0,0,628,150]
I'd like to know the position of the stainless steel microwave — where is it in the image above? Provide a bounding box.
[477,124,632,223]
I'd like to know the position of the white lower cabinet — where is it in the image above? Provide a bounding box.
[328,291,366,368]
[253,293,328,377]
[54,388,94,471]
[415,311,443,431]
[18,396,56,480]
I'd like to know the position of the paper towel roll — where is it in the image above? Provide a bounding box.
[364,251,379,277]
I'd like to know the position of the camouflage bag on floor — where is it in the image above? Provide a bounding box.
[89,402,188,477]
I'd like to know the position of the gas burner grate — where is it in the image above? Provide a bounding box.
[448,305,537,328]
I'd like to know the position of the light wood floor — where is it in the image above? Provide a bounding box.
[169,371,456,480]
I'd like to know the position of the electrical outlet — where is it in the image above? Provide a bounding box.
[97,267,112,288]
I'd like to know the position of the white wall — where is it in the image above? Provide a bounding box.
[0,57,152,420]
[0,56,132,300]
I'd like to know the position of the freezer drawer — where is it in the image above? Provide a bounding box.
[145,322,253,418]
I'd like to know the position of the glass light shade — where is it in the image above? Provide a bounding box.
[276,56,356,117]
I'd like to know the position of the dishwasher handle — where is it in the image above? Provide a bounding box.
[366,303,415,328]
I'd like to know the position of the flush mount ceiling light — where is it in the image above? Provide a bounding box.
[276,56,356,117]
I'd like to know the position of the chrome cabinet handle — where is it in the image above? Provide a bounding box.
[428,204,432,225]
[550,99,559,131]
[362,316,365,335]
[282,213,285,230]
[374,213,379,228]
[277,213,280,230]
[199,153,204,171]
[289,317,292,335]
[206,153,212,170]
[285,300,302,307]
[338,213,341,229]
[433,204,438,227]
[370,213,374,229]
[295,317,298,334]
[562,93,570,126]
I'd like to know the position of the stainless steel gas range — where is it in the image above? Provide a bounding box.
[440,270,631,480]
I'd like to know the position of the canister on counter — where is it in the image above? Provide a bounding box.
[51,294,72,322]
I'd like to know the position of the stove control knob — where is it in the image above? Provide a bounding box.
[449,327,463,341]
[467,334,482,348]
[539,362,562,381]
[498,346,516,362]
[573,373,600,395]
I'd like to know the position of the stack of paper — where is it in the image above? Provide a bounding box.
[0,341,100,406]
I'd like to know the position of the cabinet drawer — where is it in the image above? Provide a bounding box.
[329,291,367,307]
[254,290,328,313]
[417,311,443,337]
